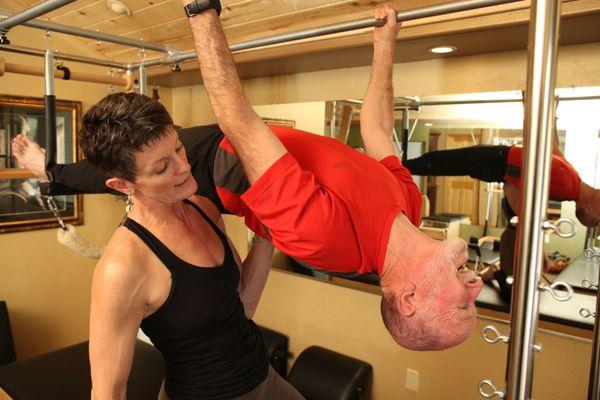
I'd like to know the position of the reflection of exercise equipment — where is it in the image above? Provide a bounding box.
[419,213,470,240]
[468,236,500,281]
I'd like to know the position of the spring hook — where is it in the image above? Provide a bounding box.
[478,380,505,399]
[542,218,577,238]
[584,248,600,262]
[539,281,574,302]
[581,279,598,289]
[579,308,596,319]
[482,325,509,345]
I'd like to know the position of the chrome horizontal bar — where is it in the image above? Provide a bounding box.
[0,0,74,34]
[0,44,127,69]
[0,9,171,54]
[130,0,521,69]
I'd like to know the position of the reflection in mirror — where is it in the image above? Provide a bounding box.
[254,88,600,326]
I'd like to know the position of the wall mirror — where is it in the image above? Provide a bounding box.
[251,87,600,329]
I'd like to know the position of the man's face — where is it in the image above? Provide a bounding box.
[425,239,484,349]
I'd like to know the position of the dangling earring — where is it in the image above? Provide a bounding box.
[125,195,133,213]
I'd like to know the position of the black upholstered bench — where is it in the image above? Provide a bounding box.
[0,324,290,400]
[0,340,164,400]
[288,346,373,400]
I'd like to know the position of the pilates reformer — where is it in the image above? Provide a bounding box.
[0,0,599,398]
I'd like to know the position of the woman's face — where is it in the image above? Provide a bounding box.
[130,128,197,203]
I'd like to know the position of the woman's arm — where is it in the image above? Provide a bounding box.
[89,249,148,400]
[237,236,274,318]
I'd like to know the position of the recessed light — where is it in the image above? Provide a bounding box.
[428,46,457,54]
[106,0,132,16]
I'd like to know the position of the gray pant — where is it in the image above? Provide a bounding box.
[158,367,305,399]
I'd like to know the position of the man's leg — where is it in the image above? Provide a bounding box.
[504,146,600,227]
[404,145,511,183]
[12,134,49,181]
[12,133,111,193]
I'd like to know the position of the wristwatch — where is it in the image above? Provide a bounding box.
[184,0,221,17]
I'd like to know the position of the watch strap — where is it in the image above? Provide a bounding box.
[184,0,221,17]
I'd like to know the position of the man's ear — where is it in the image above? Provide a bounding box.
[106,177,133,195]
[396,283,417,317]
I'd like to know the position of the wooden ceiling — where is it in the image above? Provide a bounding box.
[0,0,468,61]
[1,0,600,86]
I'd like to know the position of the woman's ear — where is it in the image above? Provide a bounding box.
[106,177,133,195]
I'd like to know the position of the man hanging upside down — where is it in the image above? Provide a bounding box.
[179,4,486,351]
[12,5,599,350]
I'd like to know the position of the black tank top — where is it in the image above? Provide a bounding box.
[123,199,268,400]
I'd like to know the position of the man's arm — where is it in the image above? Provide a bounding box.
[184,8,286,184]
[360,6,401,161]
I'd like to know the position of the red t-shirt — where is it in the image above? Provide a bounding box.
[216,126,422,275]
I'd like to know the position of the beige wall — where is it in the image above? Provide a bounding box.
[0,26,173,359]
[171,42,600,399]
[173,43,600,121]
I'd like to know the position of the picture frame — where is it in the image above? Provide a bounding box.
[0,94,83,233]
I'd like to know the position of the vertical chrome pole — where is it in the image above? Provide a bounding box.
[585,226,598,252]
[44,48,54,98]
[504,0,561,399]
[401,108,409,163]
[588,227,600,400]
[589,275,600,400]
[138,65,147,96]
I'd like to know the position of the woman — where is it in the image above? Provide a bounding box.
[81,93,303,399]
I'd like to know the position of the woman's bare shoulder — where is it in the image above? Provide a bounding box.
[92,226,151,295]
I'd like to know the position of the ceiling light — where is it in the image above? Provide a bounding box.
[425,123,433,127]
[428,46,457,54]
[106,0,132,16]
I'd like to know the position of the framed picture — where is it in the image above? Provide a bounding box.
[262,117,295,128]
[0,94,83,233]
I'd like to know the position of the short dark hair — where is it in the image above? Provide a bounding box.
[78,93,173,181]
